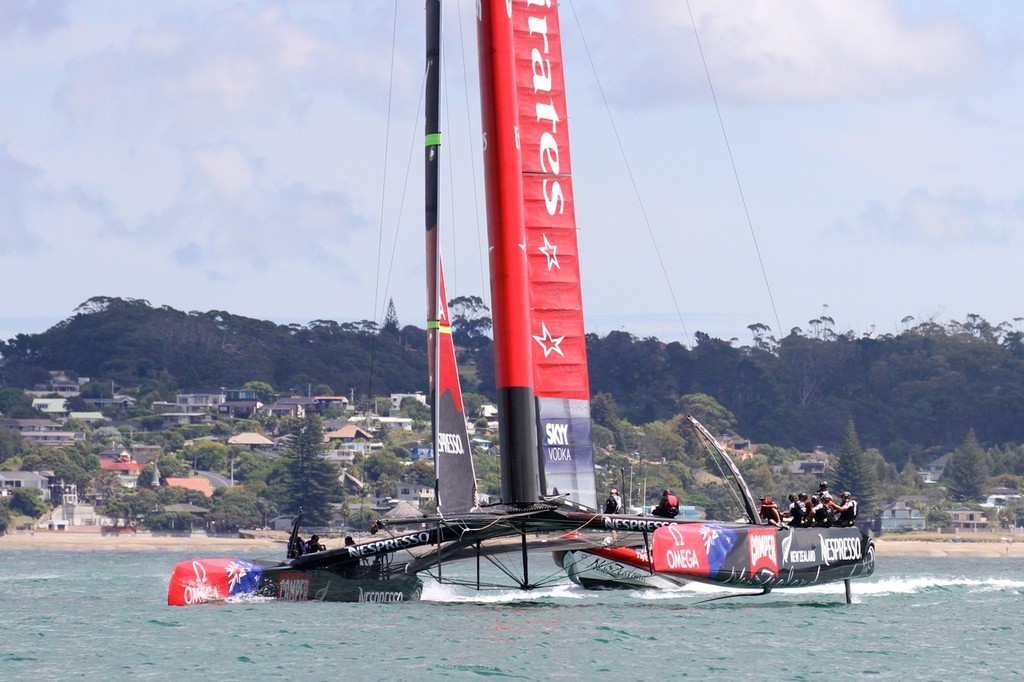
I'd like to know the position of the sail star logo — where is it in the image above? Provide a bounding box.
[539,234,559,271]
[533,322,565,357]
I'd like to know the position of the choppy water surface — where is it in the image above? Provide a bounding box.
[1,550,1021,680]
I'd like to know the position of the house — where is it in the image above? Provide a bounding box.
[324,424,375,443]
[396,481,434,508]
[879,500,927,533]
[164,477,215,497]
[25,372,83,398]
[314,396,351,413]
[406,443,433,461]
[322,450,356,466]
[261,397,316,419]
[98,456,147,489]
[789,460,827,476]
[340,471,366,497]
[920,453,951,484]
[37,503,112,530]
[175,391,226,413]
[32,398,69,418]
[375,416,414,431]
[947,508,989,532]
[2,418,83,447]
[162,412,214,427]
[219,389,262,418]
[0,471,51,500]
[390,392,426,413]
[384,499,424,519]
[83,395,137,410]
[68,411,107,424]
[981,488,1022,508]
[227,432,274,448]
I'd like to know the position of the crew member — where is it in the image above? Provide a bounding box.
[784,493,807,527]
[810,495,831,527]
[832,491,858,527]
[796,493,812,527]
[817,481,834,503]
[604,488,624,515]
[305,534,325,553]
[759,496,783,527]
[652,490,679,518]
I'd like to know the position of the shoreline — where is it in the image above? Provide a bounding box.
[1,531,1021,557]
[0,530,288,553]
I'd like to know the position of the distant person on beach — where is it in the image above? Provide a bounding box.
[604,488,623,515]
[652,490,679,518]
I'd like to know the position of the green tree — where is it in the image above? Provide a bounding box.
[382,298,400,336]
[207,489,263,532]
[362,450,406,483]
[271,414,343,526]
[9,487,49,518]
[944,429,989,502]
[676,393,738,438]
[243,381,276,404]
[0,499,10,535]
[926,506,951,529]
[831,419,879,516]
[183,440,229,472]
[0,388,34,417]
[448,295,492,347]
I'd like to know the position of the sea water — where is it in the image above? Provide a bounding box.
[1,549,1021,681]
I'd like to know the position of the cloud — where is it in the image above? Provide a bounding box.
[0,0,67,41]
[0,145,42,253]
[852,187,1024,243]
[588,0,983,105]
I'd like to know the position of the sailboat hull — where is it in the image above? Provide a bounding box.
[559,547,688,591]
[167,558,423,605]
[651,523,875,590]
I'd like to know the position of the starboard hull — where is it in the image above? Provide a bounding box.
[560,547,688,590]
[651,523,875,590]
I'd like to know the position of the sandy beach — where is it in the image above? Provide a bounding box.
[1,531,1021,557]
[0,530,288,553]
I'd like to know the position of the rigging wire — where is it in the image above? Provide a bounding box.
[366,1,402,404]
[368,3,428,408]
[443,0,490,309]
[565,1,691,348]
[684,0,784,340]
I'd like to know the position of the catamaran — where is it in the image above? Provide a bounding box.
[168,0,874,606]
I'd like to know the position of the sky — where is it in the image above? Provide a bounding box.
[1,0,1022,347]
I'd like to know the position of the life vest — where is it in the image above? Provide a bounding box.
[838,499,858,526]
[654,494,679,517]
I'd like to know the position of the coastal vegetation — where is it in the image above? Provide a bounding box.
[2,296,1024,532]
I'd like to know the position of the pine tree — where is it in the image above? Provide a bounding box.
[832,419,878,516]
[383,298,400,336]
[278,414,343,525]
[944,429,989,502]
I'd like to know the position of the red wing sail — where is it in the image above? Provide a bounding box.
[478,0,595,508]
[433,259,477,515]
[511,1,595,507]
